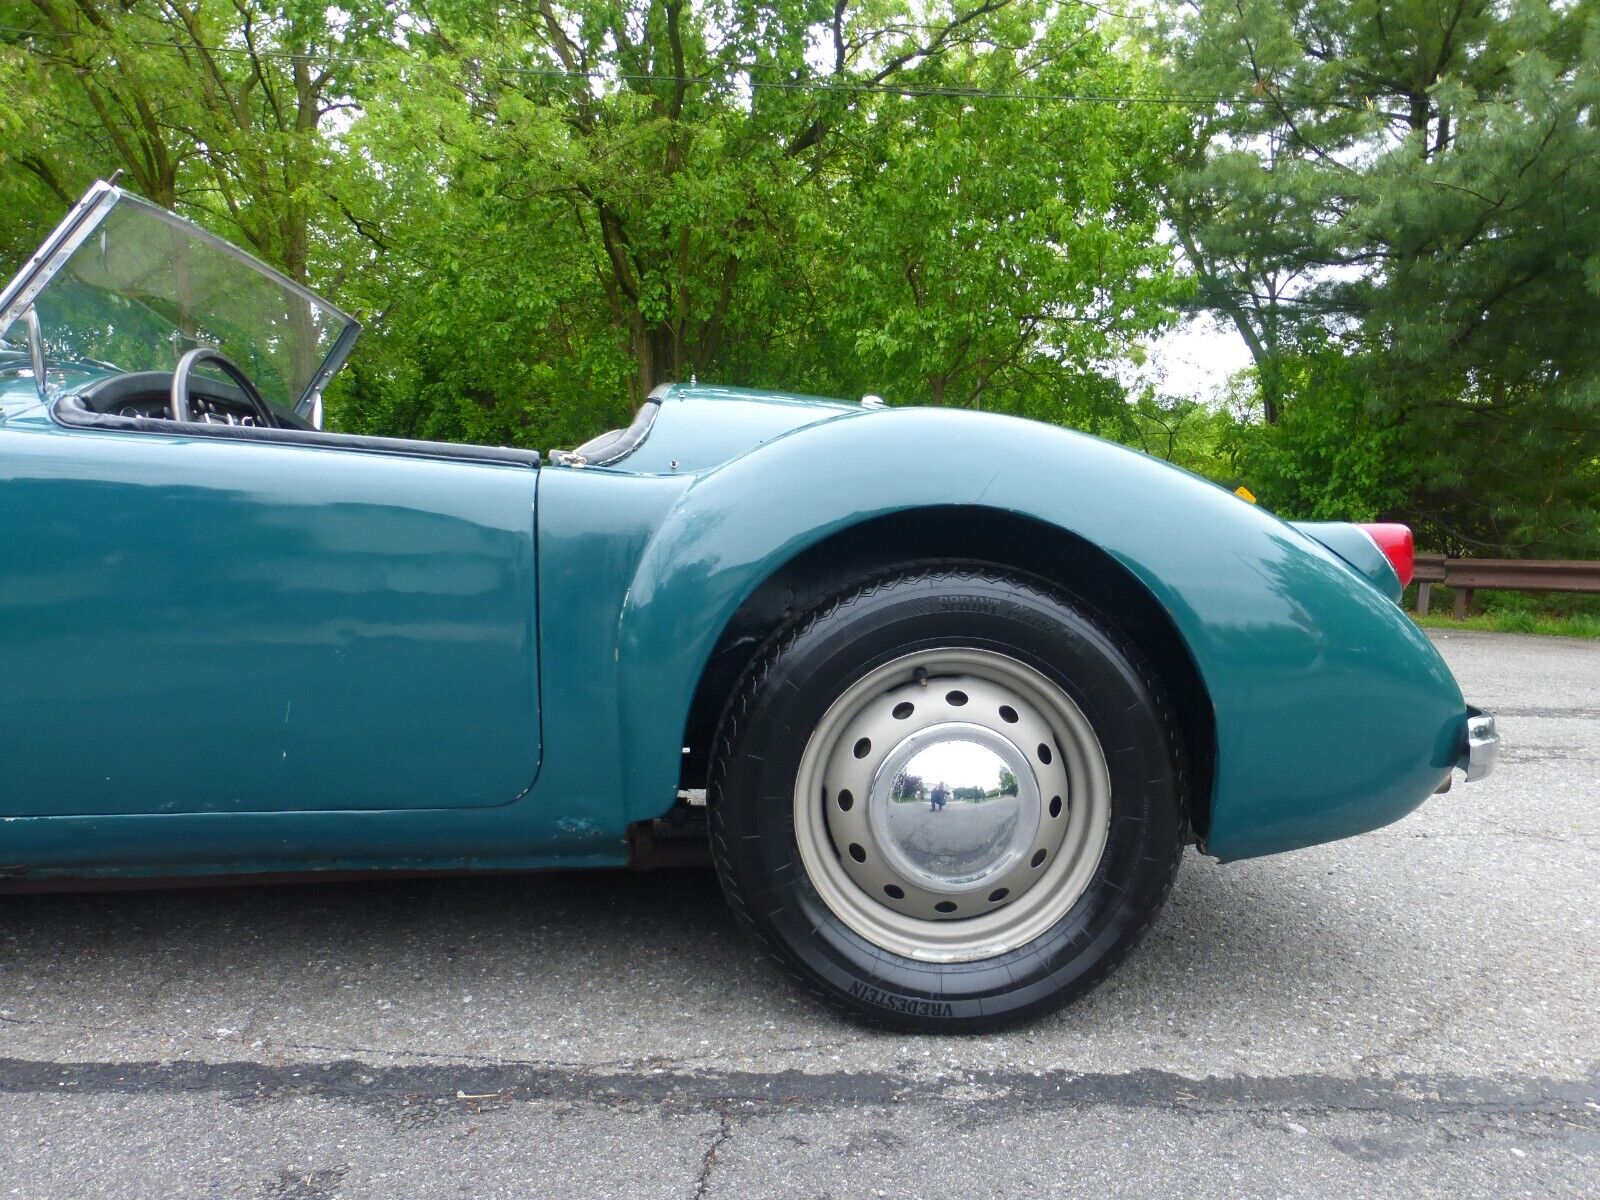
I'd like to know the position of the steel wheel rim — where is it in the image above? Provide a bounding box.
[793,648,1111,963]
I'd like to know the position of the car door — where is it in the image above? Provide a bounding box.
[0,421,541,816]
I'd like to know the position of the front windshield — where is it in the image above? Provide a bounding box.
[10,191,355,414]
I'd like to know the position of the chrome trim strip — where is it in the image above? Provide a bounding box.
[51,395,540,468]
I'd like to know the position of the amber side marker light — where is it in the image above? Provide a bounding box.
[1359,523,1415,589]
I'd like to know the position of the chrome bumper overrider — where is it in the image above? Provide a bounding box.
[1458,707,1500,783]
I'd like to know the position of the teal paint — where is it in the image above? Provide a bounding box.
[0,382,1471,879]
[0,409,541,819]
[613,398,1463,862]
[1291,521,1402,603]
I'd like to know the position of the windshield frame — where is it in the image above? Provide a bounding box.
[0,181,359,416]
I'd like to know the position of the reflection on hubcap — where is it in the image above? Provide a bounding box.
[869,724,1040,894]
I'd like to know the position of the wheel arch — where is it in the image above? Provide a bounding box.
[615,405,1464,861]
[674,506,1217,841]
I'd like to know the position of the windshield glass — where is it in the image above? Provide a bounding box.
[5,190,356,413]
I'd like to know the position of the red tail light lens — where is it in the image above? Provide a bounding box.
[1360,523,1414,588]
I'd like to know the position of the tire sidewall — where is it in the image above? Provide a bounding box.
[712,570,1184,1029]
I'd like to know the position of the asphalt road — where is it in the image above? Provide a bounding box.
[2,630,1597,1198]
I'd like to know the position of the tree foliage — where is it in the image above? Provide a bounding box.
[0,1,1182,451]
[1163,0,1600,554]
[2,0,1597,556]
[331,0,1181,446]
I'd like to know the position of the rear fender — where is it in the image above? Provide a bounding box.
[617,408,1465,861]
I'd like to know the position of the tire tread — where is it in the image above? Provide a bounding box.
[707,563,1188,1031]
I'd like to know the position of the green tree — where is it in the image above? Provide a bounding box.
[0,1,395,285]
[1162,0,1600,554]
[338,0,1181,447]
[1,2,1183,458]
[767,3,1180,426]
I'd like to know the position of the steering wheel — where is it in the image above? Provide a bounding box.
[170,348,275,426]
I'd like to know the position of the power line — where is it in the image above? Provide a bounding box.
[0,20,1266,108]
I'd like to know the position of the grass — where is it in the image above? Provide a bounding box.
[1404,585,1600,639]
[1413,610,1600,638]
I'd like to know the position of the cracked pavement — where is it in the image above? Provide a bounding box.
[2,630,1597,1197]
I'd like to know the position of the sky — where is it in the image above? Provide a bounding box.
[900,739,1010,792]
[1140,314,1255,404]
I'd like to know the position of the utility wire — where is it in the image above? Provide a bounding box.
[0,21,1271,107]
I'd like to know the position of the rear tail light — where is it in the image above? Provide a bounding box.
[1360,523,1414,588]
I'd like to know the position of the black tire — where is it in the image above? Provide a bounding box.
[708,566,1187,1032]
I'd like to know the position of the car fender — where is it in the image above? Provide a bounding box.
[616,406,1465,861]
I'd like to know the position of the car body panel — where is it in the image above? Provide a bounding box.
[618,383,863,474]
[612,397,1465,862]
[0,372,1470,876]
[0,406,542,824]
[1291,520,1402,603]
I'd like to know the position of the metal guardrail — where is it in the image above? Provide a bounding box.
[1413,554,1600,618]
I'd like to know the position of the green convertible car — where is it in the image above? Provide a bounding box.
[0,183,1498,1029]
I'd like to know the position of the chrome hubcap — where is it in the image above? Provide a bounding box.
[869,722,1039,897]
[828,673,1073,922]
[794,648,1111,962]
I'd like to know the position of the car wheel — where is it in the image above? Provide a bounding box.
[708,566,1187,1031]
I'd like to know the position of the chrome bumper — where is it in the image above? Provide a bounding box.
[1458,707,1500,782]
